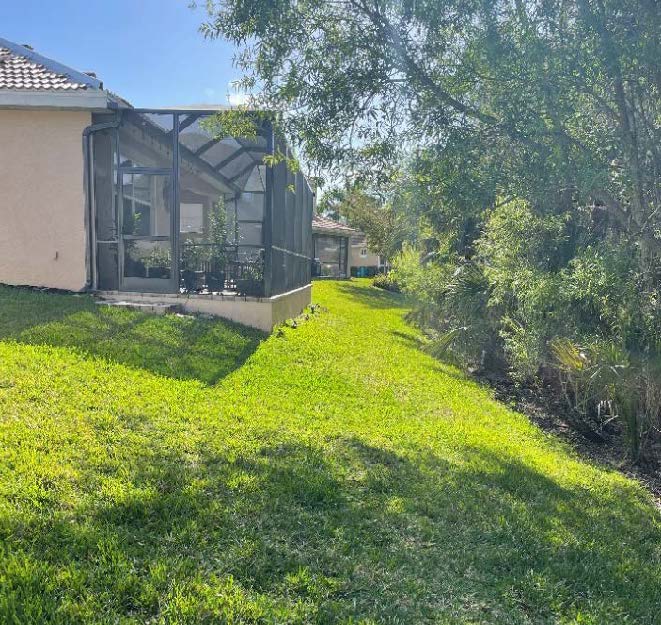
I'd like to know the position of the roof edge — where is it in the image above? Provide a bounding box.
[312,215,359,236]
[312,226,359,236]
[0,89,111,110]
[0,37,103,90]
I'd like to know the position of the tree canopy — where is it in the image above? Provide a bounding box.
[202,0,659,251]
[202,0,660,460]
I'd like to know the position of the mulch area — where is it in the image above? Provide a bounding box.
[477,372,661,509]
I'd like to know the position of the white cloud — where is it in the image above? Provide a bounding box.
[227,92,250,106]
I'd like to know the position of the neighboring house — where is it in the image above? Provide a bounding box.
[349,232,387,277]
[311,215,356,278]
[0,38,313,331]
[312,215,387,279]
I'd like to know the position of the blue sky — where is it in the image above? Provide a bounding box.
[0,0,245,107]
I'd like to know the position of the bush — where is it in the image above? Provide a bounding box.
[391,247,499,370]
[393,199,661,462]
[372,272,400,292]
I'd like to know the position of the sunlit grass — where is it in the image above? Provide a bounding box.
[0,280,658,624]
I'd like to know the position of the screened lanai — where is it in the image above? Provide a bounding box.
[90,108,313,299]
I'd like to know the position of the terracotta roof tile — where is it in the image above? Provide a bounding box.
[0,46,89,91]
[312,215,358,235]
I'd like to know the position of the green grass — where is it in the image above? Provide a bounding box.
[0,280,658,624]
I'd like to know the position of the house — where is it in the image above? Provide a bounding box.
[312,215,385,278]
[311,215,357,278]
[349,232,386,277]
[0,38,313,331]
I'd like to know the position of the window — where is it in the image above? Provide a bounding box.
[360,248,368,258]
[314,234,347,277]
[121,173,171,237]
[180,203,204,234]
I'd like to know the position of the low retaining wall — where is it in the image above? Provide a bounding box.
[97,284,312,332]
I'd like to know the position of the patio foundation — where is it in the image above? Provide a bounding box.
[96,283,311,332]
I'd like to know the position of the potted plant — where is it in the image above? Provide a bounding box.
[180,241,204,292]
[205,200,228,293]
[237,256,264,297]
[206,250,226,292]
[143,245,171,279]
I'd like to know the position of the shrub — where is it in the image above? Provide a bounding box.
[391,247,498,370]
[372,272,400,292]
[394,198,660,462]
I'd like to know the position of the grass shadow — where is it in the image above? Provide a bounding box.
[0,285,264,385]
[2,434,658,622]
[390,328,425,347]
[331,280,409,310]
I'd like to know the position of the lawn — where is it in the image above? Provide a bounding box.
[0,280,658,624]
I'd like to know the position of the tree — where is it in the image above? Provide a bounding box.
[201,0,660,459]
[339,188,414,261]
[201,0,659,254]
[315,188,344,219]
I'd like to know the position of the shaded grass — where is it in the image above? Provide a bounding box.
[0,280,659,624]
[0,286,264,384]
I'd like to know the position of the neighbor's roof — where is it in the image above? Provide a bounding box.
[0,38,102,91]
[312,215,359,236]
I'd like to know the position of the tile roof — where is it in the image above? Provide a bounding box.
[0,44,93,91]
[350,233,367,245]
[312,214,358,235]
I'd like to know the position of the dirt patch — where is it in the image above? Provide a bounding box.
[476,371,661,508]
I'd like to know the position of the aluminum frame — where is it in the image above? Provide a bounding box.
[91,108,313,298]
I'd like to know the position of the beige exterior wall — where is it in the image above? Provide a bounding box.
[350,245,380,270]
[0,109,91,291]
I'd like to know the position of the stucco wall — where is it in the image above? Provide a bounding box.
[271,284,312,326]
[0,109,91,291]
[350,245,380,270]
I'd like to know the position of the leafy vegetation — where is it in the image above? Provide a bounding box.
[0,281,659,623]
[201,0,660,461]
[318,189,414,264]
[371,272,400,292]
[388,197,660,460]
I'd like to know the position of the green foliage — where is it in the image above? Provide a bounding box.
[202,0,659,236]
[338,189,414,262]
[0,281,659,623]
[551,338,661,461]
[371,272,400,292]
[391,248,496,369]
[180,240,207,272]
[199,109,262,140]
[390,245,446,308]
[477,199,569,378]
[315,188,344,218]
[392,196,660,459]
[551,338,627,418]
[560,243,642,339]
[208,199,228,268]
[142,245,172,273]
